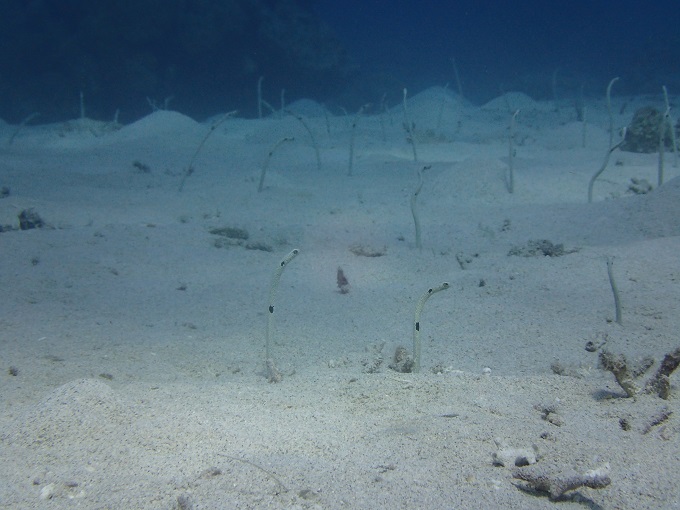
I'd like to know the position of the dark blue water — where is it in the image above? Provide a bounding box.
[315,0,678,103]
[0,1,676,123]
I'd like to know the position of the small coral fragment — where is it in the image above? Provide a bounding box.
[513,463,611,500]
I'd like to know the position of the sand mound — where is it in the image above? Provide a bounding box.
[7,379,130,448]
[112,110,200,141]
[626,175,680,238]
[285,98,330,117]
[482,91,553,112]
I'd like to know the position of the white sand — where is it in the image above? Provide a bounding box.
[1,86,679,508]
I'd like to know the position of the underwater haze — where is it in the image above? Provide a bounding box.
[315,0,680,102]
[0,0,678,122]
[2,0,680,508]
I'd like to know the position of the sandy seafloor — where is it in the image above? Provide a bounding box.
[0,87,679,509]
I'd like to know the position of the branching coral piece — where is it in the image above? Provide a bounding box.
[646,347,680,399]
[513,463,611,500]
[641,406,672,434]
[599,347,679,399]
[598,350,644,397]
